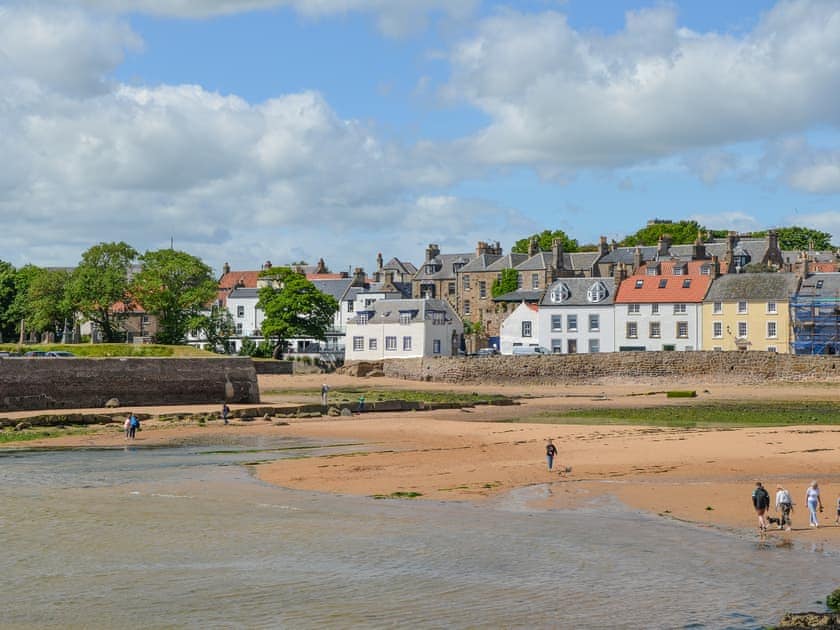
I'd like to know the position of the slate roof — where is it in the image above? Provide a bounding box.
[414,253,474,281]
[539,277,617,307]
[228,288,259,299]
[797,273,840,298]
[598,237,773,266]
[513,251,601,272]
[311,278,353,301]
[459,253,503,272]
[383,257,417,275]
[350,299,457,324]
[615,260,714,303]
[493,290,544,303]
[485,253,529,272]
[704,273,800,302]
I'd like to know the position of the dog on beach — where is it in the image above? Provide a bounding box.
[768,517,781,526]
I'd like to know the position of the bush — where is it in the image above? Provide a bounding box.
[666,390,697,398]
[826,588,840,612]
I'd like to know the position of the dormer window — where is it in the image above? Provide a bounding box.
[399,312,411,325]
[586,281,608,303]
[646,265,659,276]
[357,313,369,325]
[673,265,685,276]
[634,279,644,289]
[550,283,571,303]
[700,265,711,275]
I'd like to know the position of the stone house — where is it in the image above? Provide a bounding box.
[412,243,476,305]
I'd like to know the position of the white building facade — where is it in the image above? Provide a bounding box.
[538,278,617,354]
[499,303,542,354]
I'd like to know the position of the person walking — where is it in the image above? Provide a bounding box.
[321,383,330,406]
[545,440,558,471]
[357,394,365,413]
[128,412,139,439]
[221,403,230,425]
[775,485,793,531]
[806,481,823,527]
[124,415,131,439]
[752,481,771,532]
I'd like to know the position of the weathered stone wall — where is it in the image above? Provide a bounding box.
[380,352,840,385]
[252,360,294,375]
[0,357,259,411]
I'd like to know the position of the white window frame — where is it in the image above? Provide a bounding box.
[402,336,412,351]
[676,321,689,339]
[567,314,578,332]
[368,338,377,350]
[236,305,245,318]
[588,338,600,353]
[522,321,532,338]
[551,315,562,332]
[767,321,777,339]
[737,321,748,338]
[649,321,661,338]
[651,303,660,315]
[589,314,599,332]
[385,336,397,351]
[353,336,364,351]
[432,339,441,354]
[766,301,777,314]
[673,303,687,314]
[627,303,640,315]
[626,322,638,339]
[737,300,748,314]
[713,321,723,338]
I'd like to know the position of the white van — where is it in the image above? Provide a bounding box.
[511,346,551,356]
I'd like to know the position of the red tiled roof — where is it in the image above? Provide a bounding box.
[615,260,714,303]
[219,270,260,290]
[525,303,539,312]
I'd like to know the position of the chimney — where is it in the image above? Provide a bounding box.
[425,243,440,262]
[711,255,720,277]
[493,241,502,256]
[551,238,564,273]
[610,239,617,252]
[222,262,230,276]
[598,236,609,257]
[613,262,628,285]
[528,237,538,257]
[762,229,783,268]
[725,231,738,273]
[377,252,383,270]
[657,234,672,257]
[352,267,366,287]
[262,260,272,271]
[476,241,488,257]
[692,232,706,260]
[316,258,327,274]
[633,246,643,272]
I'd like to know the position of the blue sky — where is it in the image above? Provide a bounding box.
[1,0,838,273]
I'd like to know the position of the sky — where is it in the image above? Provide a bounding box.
[2,0,840,276]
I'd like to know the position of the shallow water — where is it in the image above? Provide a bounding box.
[1,439,836,629]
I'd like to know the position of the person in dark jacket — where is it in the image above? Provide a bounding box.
[752,481,771,532]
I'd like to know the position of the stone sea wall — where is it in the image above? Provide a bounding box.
[0,357,259,411]
[380,351,840,385]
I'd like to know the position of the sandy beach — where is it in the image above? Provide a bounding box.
[8,373,840,544]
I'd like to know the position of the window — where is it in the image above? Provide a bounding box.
[673,266,685,276]
[647,266,659,276]
[399,312,411,325]
[767,346,777,353]
[767,321,777,338]
[403,336,412,351]
[235,322,242,335]
[682,279,691,288]
[737,322,748,338]
[658,279,668,288]
[364,299,375,307]
[368,338,377,350]
[431,311,445,325]
[676,321,689,338]
[522,321,532,337]
[236,305,245,318]
[650,321,661,338]
[767,301,777,314]
[142,315,150,324]
[567,315,578,331]
[448,282,456,295]
[651,303,660,315]
[357,313,369,325]
[567,339,577,353]
[346,300,354,311]
[817,280,825,289]
[673,303,687,314]
[353,336,364,351]
[517,273,523,289]
[587,281,608,303]
[551,338,563,353]
[588,339,600,353]
[635,279,644,288]
[432,339,441,354]
[713,301,722,314]
[462,275,470,291]
[464,300,471,316]
[385,336,397,351]
[626,322,638,338]
[737,300,748,314]
[551,315,563,331]
[479,281,487,298]
[713,346,723,351]
[627,304,641,315]
[550,283,571,303]
[701,265,712,275]
[589,314,599,331]
[531,273,540,289]
[713,322,723,338]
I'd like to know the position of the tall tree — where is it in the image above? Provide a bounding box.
[0,260,18,342]
[619,220,704,246]
[773,226,833,251]
[67,242,137,342]
[9,265,42,342]
[190,304,235,353]
[512,229,579,254]
[132,249,217,345]
[25,268,74,339]
[257,267,338,359]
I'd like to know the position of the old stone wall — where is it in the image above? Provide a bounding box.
[381,352,840,385]
[0,357,259,411]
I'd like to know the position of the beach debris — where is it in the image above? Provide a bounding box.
[105,398,120,408]
[14,422,31,431]
[340,407,353,417]
[327,407,341,417]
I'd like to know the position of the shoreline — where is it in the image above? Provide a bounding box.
[6,374,840,545]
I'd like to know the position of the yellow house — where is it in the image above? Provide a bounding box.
[702,273,800,352]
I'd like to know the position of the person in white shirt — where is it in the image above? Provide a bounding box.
[775,485,792,531]
[806,481,823,527]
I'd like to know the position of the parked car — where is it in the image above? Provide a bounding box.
[476,347,499,357]
[46,351,76,358]
[511,346,551,356]
[24,351,48,357]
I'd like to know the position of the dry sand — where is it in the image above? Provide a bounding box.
[7,373,840,543]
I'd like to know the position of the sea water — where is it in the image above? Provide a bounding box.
[1,438,836,629]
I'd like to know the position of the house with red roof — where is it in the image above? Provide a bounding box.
[614,259,716,351]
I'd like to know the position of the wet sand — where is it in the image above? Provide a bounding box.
[7,373,840,542]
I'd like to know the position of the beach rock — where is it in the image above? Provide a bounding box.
[773,612,840,628]
[340,407,353,417]
[14,422,31,431]
[263,413,272,421]
[105,398,120,408]
[327,406,340,417]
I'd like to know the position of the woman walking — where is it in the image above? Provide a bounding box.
[806,481,823,527]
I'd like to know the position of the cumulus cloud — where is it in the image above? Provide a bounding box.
[788,155,840,194]
[444,2,840,169]
[689,212,762,233]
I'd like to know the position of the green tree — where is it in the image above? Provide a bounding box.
[67,242,138,342]
[25,268,74,338]
[132,249,217,345]
[491,268,520,297]
[773,226,833,251]
[9,265,42,342]
[0,260,18,342]
[257,267,338,359]
[190,304,235,353]
[619,220,704,246]
[512,229,579,254]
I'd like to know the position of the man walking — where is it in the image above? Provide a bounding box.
[775,484,793,531]
[752,481,771,532]
[545,440,558,471]
[321,383,329,406]
[222,403,230,425]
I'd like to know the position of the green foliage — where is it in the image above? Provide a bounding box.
[666,390,697,398]
[25,268,74,337]
[190,304,235,354]
[619,220,703,247]
[463,320,484,335]
[491,268,519,298]
[257,267,338,358]
[826,587,840,612]
[132,249,217,345]
[67,242,138,343]
[0,343,213,357]
[773,226,833,251]
[512,229,579,254]
[0,260,18,341]
[238,338,274,358]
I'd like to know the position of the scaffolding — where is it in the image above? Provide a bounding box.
[790,295,840,354]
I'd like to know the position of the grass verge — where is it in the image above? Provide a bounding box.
[262,387,510,405]
[0,343,216,357]
[0,425,98,444]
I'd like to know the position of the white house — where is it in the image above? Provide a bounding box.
[538,277,617,354]
[499,302,541,354]
[345,298,463,361]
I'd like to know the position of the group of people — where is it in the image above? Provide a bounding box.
[123,412,140,439]
[752,480,834,532]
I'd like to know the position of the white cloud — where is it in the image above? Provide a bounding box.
[444,2,840,169]
[689,212,762,233]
